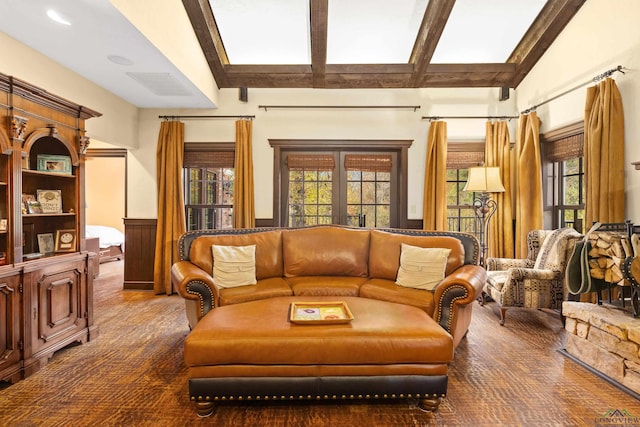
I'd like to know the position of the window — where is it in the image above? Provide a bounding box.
[558,157,585,232]
[445,143,485,240]
[183,143,234,230]
[543,123,584,233]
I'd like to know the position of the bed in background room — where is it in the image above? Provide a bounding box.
[86,225,125,263]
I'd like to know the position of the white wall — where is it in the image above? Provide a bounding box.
[516,0,640,223]
[134,87,516,219]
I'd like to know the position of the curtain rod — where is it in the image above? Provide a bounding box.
[421,115,519,121]
[259,105,421,112]
[521,65,625,114]
[158,115,254,120]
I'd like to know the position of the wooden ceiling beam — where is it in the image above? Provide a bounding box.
[508,0,587,87]
[310,0,328,88]
[222,64,516,89]
[423,64,516,87]
[409,0,456,87]
[184,0,585,90]
[182,0,229,88]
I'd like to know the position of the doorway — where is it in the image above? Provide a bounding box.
[85,149,127,232]
[271,140,411,228]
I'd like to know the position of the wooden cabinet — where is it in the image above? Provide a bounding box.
[0,73,100,383]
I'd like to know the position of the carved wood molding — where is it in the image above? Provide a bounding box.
[11,115,28,141]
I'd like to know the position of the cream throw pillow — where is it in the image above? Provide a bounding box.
[395,244,451,290]
[212,244,257,288]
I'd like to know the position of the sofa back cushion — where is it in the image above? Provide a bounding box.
[189,230,283,279]
[368,230,465,280]
[282,227,370,277]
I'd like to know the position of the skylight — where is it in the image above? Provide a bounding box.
[327,0,428,64]
[209,0,310,64]
[208,0,547,66]
[431,0,547,63]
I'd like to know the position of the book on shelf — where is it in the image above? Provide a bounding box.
[36,189,63,214]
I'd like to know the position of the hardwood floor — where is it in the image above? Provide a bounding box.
[0,260,639,426]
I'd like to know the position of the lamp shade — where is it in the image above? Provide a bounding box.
[463,166,505,193]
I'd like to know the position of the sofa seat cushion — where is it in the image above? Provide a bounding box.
[219,277,293,306]
[286,276,365,296]
[360,278,435,315]
[185,296,453,367]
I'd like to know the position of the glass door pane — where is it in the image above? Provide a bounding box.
[284,153,337,226]
[340,152,397,228]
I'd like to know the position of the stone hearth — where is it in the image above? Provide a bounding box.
[563,301,640,395]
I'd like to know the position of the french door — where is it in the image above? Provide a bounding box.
[280,150,399,228]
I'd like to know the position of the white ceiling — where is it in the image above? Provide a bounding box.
[0,0,548,107]
[0,0,216,108]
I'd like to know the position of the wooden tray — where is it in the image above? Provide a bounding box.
[289,301,354,325]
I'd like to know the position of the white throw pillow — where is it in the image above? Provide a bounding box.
[212,244,257,288]
[395,244,451,291]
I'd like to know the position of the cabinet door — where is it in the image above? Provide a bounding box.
[0,273,22,383]
[24,258,88,358]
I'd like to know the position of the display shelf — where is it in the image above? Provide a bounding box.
[0,72,101,384]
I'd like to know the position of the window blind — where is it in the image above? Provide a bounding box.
[344,154,392,172]
[184,143,234,168]
[286,154,335,171]
[545,133,583,162]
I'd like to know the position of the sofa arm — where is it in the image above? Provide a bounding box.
[171,261,220,323]
[432,265,486,334]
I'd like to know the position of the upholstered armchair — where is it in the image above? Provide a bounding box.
[483,228,582,325]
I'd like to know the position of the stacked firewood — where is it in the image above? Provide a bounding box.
[588,231,633,285]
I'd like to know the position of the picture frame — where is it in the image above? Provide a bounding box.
[26,200,43,214]
[21,193,35,214]
[37,154,72,175]
[37,233,55,254]
[55,229,77,253]
[0,219,6,231]
[36,189,63,214]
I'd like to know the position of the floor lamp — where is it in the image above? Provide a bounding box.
[463,166,505,266]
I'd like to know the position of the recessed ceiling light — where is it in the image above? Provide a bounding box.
[107,55,134,66]
[46,9,72,26]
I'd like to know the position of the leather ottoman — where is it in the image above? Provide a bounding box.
[184,296,454,416]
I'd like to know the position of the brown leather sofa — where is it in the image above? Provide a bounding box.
[171,225,486,415]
